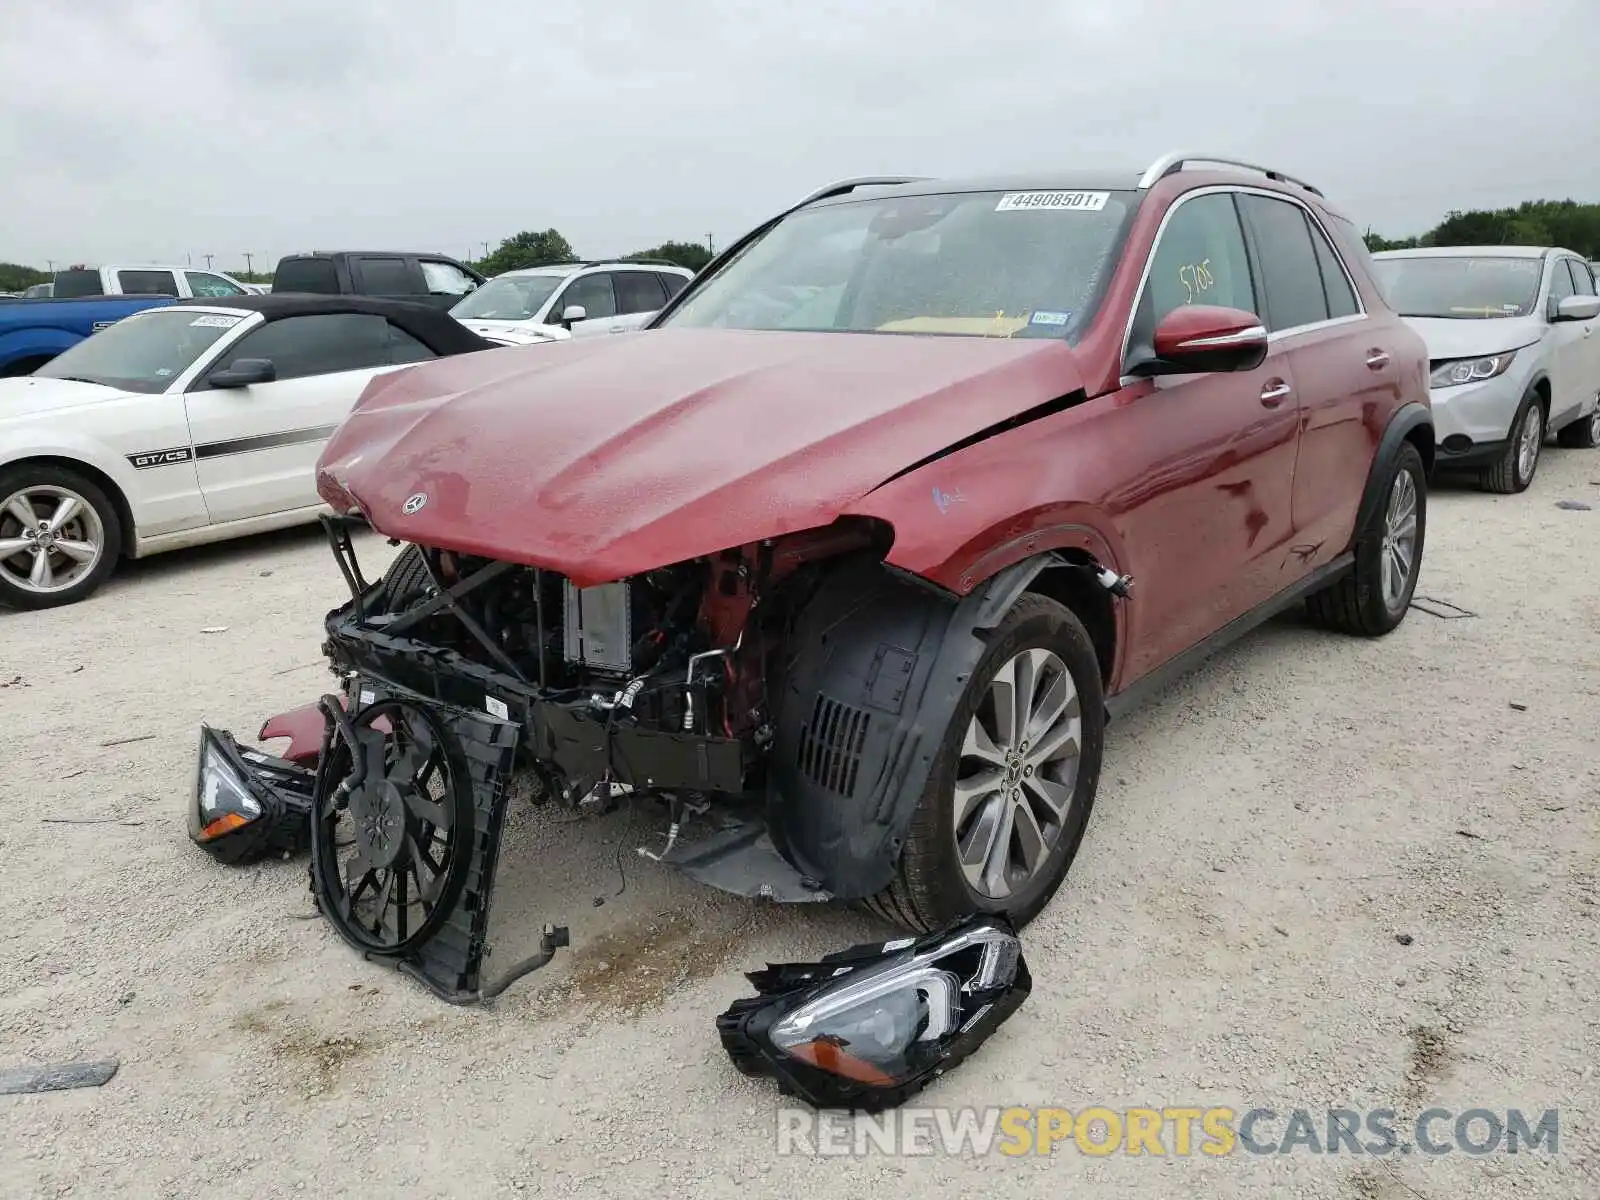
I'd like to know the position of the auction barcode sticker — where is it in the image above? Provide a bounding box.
[995,191,1109,212]
[190,314,243,328]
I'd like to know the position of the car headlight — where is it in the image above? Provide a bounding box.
[1430,351,1517,388]
[187,724,316,864]
[717,915,1031,1111]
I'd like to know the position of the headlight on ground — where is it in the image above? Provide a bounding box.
[1430,351,1516,388]
[716,914,1031,1111]
[187,724,316,864]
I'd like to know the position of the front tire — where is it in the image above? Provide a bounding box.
[1305,441,1426,637]
[863,593,1105,933]
[1481,391,1544,493]
[0,465,122,610]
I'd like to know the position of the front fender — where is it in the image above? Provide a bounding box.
[0,427,144,531]
[0,326,79,371]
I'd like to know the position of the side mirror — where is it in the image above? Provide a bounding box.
[1553,294,1600,322]
[559,304,587,326]
[207,358,276,389]
[1142,305,1269,375]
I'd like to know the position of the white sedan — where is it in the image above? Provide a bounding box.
[0,295,498,609]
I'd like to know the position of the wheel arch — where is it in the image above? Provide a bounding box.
[1353,403,1433,540]
[0,454,136,555]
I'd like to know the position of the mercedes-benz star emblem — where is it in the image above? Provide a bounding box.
[402,492,428,515]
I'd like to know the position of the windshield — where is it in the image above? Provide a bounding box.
[451,274,565,321]
[33,309,245,393]
[1371,256,1543,319]
[662,188,1137,339]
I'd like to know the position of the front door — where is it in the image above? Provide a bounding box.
[183,313,429,524]
[611,269,669,333]
[1548,258,1600,429]
[1115,189,1304,680]
[551,272,619,337]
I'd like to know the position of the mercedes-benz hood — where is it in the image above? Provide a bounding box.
[316,327,1086,585]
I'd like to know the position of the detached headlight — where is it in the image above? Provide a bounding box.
[717,915,1031,1111]
[1431,351,1516,388]
[187,724,315,865]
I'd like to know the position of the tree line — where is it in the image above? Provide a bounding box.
[1364,199,1600,257]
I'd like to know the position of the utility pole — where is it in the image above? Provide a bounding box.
[482,241,490,258]
[46,259,55,271]
[706,233,715,256]
[203,253,214,269]
[187,251,193,265]
[243,252,254,276]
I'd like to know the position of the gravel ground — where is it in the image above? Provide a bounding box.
[2,450,1597,1199]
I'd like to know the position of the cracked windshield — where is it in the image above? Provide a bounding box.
[664,189,1134,339]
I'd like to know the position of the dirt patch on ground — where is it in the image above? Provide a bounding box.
[557,908,752,1019]
[1404,1024,1452,1100]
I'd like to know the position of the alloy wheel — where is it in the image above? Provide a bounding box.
[953,648,1082,900]
[1380,468,1419,609]
[0,484,105,596]
[1517,404,1543,484]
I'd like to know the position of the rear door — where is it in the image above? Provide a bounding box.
[550,271,619,336]
[1115,188,1303,678]
[1236,192,1392,568]
[610,269,668,332]
[350,255,426,301]
[116,269,180,297]
[183,313,435,523]
[657,271,691,300]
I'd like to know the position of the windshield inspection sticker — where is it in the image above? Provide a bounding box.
[996,190,1109,213]
[189,314,243,328]
[1029,310,1072,327]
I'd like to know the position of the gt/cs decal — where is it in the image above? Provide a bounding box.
[127,446,195,470]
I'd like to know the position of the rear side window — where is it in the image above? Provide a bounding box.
[52,270,103,298]
[185,271,246,297]
[207,313,396,383]
[614,270,667,314]
[1306,220,1360,318]
[118,269,179,296]
[1323,214,1390,306]
[657,271,689,299]
[272,258,340,294]
[1238,195,1327,332]
[385,324,436,365]
[1131,192,1256,353]
[355,257,419,295]
[1565,259,1595,297]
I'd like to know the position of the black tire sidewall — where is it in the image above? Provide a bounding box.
[910,595,1105,929]
[1357,441,1427,629]
[1504,395,1542,491]
[0,464,122,610]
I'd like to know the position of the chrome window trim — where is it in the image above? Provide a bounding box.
[1118,184,1369,374]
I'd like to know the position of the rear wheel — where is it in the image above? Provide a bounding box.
[1305,441,1426,636]
[863,593,1105,933]
[1481,391,1544,493]
[0,465,122,610]
[1555,406,1600,450]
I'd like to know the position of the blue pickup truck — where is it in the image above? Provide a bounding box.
[0,295,175,376]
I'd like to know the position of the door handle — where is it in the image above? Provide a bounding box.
[1260,380,1292,407]
[1365,349,1390,369]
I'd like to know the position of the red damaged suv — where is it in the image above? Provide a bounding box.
[195,153,1433,997]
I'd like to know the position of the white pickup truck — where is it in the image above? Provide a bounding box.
[51,264,253,300]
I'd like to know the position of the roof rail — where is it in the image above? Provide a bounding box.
[794,176,929,208]
[587,257,691,270]
[1138,152,1323,197]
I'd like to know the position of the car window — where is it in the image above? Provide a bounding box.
[556,272,617,320]
[419,260,478,296]
[1131,192,1256,352]
[51,270,102,298]
[614,270,666,315]
[385,324,436,365]
[1564,259,1595,297]
[1238,195,1329,332]
[118,269,180,297]
[1306,219,1359,319]
[185,271,246,297]
[356,257,419,295]
[272,258,340,294]
[658,271,689,299]
[34,308,241,394]
[208,313,396,383]
[1549,260,1576,306]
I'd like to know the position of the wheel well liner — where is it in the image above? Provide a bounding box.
[1353,403,1432,537]
[766,551,1109,900]
[0,455,134,554]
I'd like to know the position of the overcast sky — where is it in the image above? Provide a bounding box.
[2,0,1596,273]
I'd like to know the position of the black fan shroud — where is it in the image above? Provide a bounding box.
[310,698,475,954]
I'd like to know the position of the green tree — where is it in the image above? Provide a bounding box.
[0,262,49,292]
[478,229,577,276]
[623,240,712,272]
